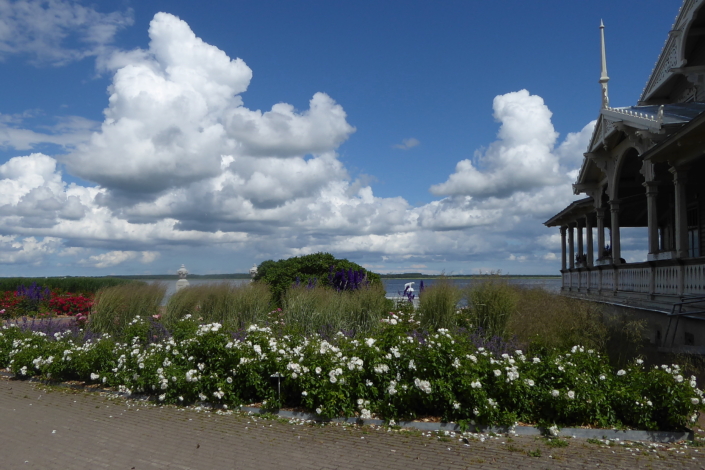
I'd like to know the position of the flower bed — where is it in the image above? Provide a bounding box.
[0,311,702,432]
[0,283,93,320]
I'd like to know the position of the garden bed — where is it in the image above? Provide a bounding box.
[1,310,703,436]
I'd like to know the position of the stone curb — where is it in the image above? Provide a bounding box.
[1,371,694,443]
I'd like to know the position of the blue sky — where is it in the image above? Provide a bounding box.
[0,0,681,276]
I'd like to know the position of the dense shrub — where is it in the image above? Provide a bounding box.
[254,253,381,306]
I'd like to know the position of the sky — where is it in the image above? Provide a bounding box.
[0,0,683,276]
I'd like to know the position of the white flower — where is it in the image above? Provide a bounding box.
[675,375,684,383]
[414,378,432,394]
[330,376,337,384]
[374,364,389,374]
[452,358,461,369]
[691,398,700,405]
[599,374,606,380]
[360,409,372,419]
[409,359,416,370]
[636,359,644,365]
[470,380,482,389]
[533,357,540,364]
[365,380,374,387]
[315,367,322,375]
[316,407,322,414]
[198,393,207,401]
[617,370,626,376]
[387,381,398,395]
[158,394,166,401]
[468,355,477,363]
[567,391,575,399]
[524,379,535,387]
[138,363,145,369]
[302,391,308,396]
[453,402,461,410]
[226,377,233,384]
[90,373,100,381]
[551,390,560,397]
[493,369,501,377]
[365,338,375,347]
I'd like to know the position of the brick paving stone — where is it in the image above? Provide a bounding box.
[1,376,704,470]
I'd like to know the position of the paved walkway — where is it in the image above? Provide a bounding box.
[1,376,704,470]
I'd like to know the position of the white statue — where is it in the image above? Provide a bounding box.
[176,264,190,292]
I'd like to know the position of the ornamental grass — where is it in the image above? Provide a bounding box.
[164,282,272,331]
[417,276,462,331]
[281,284,388,336]
[89,282,166,338]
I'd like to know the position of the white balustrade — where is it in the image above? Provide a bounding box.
[684,264,705,294]
[602,269,614,290]
[655,266,679,295]
[618,267,650,293]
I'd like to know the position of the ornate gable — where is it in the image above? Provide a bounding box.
[640,0,705,104]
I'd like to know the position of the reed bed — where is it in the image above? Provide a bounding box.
[164,282,272,330]
[89,282,166,337]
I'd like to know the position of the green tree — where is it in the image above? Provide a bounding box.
[254,252,381,306]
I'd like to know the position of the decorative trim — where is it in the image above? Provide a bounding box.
[640,0,704,103]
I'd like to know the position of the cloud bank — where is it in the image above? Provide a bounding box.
[0,11,593,274]
[0,0,133,65]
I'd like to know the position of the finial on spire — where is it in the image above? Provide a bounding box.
[599,20,610,108]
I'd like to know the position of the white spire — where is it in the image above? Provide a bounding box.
[599,20,610,108]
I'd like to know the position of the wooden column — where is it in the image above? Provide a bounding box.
[670,167,689,259]
[577,221,584,261]
[586,215,594,267]
[560,226,567,271]
[596,208,606,261]
[569,225,575,269]
[609,200,621,264]
[644,181,659,256]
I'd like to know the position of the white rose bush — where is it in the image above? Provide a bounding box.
[1,310,703,431]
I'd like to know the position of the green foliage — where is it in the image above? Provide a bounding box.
[417,276,461,330]
[254,253,381,306]
[1,312,703,431]
[164,282,272,331]
[463,278,517,339]
[0,277,137,294]
[88,283,166,338]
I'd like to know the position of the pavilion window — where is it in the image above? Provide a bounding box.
[688,203,700,258]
